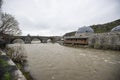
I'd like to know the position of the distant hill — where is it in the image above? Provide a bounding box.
[63,19,120,37]
[63,31,76,37]
[90,19,120,33]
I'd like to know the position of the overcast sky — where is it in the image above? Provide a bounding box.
[2,0,120,36]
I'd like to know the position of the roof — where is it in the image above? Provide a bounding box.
[111,25,120,32]
[76,26,94,33]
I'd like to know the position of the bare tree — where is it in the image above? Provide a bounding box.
[0,0,2,8]
[0,13,22,36]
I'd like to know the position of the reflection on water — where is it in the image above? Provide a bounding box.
[31,41,41,44]
[12,43,120,80]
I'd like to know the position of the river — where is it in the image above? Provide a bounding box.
[12,43,120,80]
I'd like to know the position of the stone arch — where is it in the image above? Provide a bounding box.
[49,37,56,43]
[31,38,42,44]
[11,38,25,44]
[47,38,52,43]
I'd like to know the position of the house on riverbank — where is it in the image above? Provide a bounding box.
[63,26,94,45]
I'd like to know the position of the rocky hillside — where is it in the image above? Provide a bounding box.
[63,19,120,37]
[90,19,120,33]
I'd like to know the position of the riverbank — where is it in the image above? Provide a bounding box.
[60,44,119,52]
[5,45,34,80]
[0,50,26,80]
[63,32,120,51]
[0,45,34,80]
[62,43,120,51]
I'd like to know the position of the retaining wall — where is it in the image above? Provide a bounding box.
[88,32,120,50]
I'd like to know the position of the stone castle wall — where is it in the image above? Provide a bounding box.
[88,32,120,50]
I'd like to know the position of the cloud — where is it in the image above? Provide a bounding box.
[2,0,120,36]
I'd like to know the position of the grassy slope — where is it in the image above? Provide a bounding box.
[63,19,120,36]
[90,19,120,33]
[0,57,11,80]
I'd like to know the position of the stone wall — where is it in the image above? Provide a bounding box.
[88,32,120,50]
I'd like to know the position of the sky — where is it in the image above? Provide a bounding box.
[2,0,120,36]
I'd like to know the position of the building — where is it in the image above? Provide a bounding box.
[64,26,94,45]
[75,26,94,37]
[64,37,88,45]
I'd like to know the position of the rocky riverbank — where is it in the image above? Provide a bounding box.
[0,44,34,80]
[6,45,34,80]
[0,50,26,80]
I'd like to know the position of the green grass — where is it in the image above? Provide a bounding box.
[90,19,120,33]
[0,58,11,80]
[0,58,8,67]
[63,19,120,36]
[4,72,11,80]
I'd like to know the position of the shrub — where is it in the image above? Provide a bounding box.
[6,44,27,63]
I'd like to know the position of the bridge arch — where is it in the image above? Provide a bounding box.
[49,37,56,43]
[8,36,60,44]
[47,39,52,43]
[31,38,42,44]
[11,38,25,44]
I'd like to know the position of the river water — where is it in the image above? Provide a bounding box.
[13,43,120,80]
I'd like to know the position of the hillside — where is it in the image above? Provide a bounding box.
[90,19,120,33]
[63,31,76,37]
[63,19,120,37]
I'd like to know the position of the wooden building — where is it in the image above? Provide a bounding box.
[64,37,88,45]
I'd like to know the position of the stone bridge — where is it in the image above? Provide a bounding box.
[6,35,61,44]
